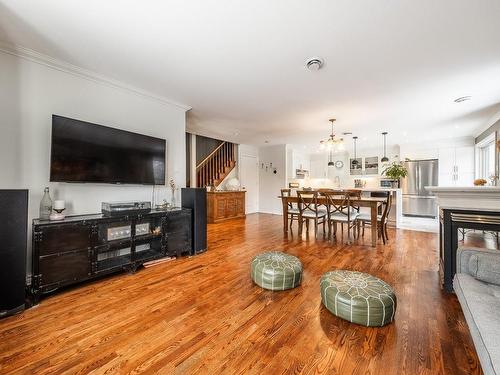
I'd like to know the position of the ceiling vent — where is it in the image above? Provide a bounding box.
[306,57,324,71]
[454,96,471,103]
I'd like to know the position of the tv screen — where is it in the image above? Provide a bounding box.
[50,115,166,185]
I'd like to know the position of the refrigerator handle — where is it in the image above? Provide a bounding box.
[416,163,421,195]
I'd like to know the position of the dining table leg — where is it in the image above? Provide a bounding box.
[370,203,377,247]
[282,198,288,233]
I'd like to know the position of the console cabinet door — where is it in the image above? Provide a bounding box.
[39,249,91,290]
[216,196,226,221]
[37,223,91,256]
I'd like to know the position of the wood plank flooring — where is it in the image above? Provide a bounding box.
[0,214,482,374]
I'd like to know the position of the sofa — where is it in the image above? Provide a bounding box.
[454,246,500,375]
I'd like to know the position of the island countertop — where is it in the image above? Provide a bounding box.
[425,186,500,211]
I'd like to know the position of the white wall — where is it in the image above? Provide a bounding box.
[258,144,286,214]
[0,50,188,273]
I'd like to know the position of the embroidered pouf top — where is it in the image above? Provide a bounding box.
[251,251,303,291]
[320,270,396,327]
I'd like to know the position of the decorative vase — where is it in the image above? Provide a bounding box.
[170,189,176,208]
[39,187,52,220]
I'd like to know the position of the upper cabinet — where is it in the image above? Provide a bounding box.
[438,146,474,186]
[287,149,310,179]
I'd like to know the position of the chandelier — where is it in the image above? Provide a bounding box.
[319,119,344,151]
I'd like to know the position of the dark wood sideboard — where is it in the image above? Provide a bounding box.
[31,208,191,303]
[207,191,245,223]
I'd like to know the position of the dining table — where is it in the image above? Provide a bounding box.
[279,194,387,247]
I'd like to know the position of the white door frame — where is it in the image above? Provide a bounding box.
[239,153,259,214]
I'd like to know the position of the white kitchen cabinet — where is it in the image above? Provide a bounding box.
[287,149,310,178]
[310,153,327,179]
[438,146,474,186]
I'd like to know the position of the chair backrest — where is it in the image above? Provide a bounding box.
[280,188,291,197]
[296,190,320,215]
[280,188,295,210]
[345,189,361,211]
[381,193,392,223]
[322,191,352,220]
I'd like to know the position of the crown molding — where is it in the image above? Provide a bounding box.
[0,41,191,111]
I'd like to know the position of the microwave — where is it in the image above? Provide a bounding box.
[380,179,395,188]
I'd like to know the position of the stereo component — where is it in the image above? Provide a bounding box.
[136,223,151,236]
[181,188,207,255]
[0,190,28,318]
[102,201,151,216]
[107,225,132,241]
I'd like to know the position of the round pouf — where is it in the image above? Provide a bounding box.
[251,251,303,291]
[320,270,396,327]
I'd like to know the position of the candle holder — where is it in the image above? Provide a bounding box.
[49,207,66,221]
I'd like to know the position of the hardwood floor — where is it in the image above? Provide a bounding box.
[0,214,482,374]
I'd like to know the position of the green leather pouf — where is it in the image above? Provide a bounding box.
[320,270,396,327]
[251,251,303,291]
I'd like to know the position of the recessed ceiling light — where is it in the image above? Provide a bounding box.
[306,57,324,71]
[342,132,352,136]
[454,96,471,103]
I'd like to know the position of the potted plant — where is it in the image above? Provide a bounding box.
[382,162,408,188]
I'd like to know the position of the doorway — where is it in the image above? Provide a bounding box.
[240,154,259,213]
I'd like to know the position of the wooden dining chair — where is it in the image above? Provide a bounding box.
[280,188,299,230]
[296,190,327,238]
[344,189,362,216]
[357,192,392,244]
[322,191,359,244]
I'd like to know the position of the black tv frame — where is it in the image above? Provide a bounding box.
[50,115,166,185]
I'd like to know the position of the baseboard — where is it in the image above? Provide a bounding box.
[257,211,283,216]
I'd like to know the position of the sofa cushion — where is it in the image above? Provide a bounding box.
[468,253,500,286]
[454,273,500,375]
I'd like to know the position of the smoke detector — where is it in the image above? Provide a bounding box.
[306,57,324,71]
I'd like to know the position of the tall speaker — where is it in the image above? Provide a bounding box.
[0,190,28,318]
[181,188,207,255]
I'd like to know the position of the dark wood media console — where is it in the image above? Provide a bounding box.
[31,208,192,303]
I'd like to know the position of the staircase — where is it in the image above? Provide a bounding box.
[196,141,236,188]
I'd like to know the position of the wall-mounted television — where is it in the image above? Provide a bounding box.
[50,115,166,185]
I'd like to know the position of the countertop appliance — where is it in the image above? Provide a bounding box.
[401,159,438,218]
[380,179,396,188]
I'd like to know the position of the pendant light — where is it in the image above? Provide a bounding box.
[352,136,359,165]
[319,119,344,151]
[328,148,334,167]
[381,132,389,162]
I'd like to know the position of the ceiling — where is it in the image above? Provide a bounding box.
[1,0,500,147]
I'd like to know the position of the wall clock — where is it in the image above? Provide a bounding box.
[335,160,344,169]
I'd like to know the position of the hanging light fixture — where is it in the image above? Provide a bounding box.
[328,148,334,167]
[352,136,359,165]
[319,119,344,152]
[381,132,389,162]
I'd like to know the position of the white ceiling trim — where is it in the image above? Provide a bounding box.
[0,41,192,111]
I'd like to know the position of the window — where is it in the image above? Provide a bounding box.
[475,134,496,180]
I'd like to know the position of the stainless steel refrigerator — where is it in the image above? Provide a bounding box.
[401,159,439,218]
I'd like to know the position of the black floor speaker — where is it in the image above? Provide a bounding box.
[0,190,28,318]
[181,188,207,255]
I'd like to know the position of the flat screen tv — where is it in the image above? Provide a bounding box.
[50,115,166,185]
